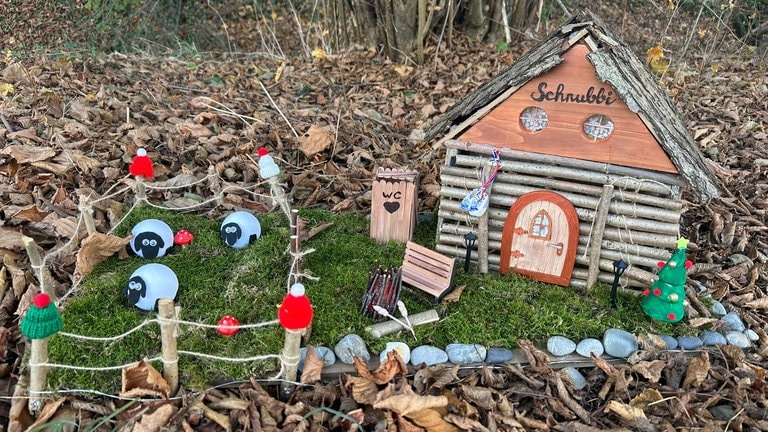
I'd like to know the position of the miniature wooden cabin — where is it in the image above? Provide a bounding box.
[419,11,720,289]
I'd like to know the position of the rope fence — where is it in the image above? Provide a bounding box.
[21,161,313,413]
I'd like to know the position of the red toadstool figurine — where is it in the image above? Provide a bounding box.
[278,283,313,331]
[174,229,194,248]
[217,315,240,336]
[129,148,154,179]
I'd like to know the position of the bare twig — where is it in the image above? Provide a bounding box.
[256,80,300,139]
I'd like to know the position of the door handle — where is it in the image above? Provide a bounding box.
[548,242,564,256]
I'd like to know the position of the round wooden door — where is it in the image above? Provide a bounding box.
[500,191,579,286]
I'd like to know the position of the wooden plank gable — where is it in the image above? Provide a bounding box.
[458,43,678,174]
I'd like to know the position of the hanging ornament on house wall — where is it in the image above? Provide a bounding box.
[641,237,693,323]
[460,149,500,217]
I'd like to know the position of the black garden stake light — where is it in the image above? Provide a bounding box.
[610,259,628,309]
[463,232,478,273]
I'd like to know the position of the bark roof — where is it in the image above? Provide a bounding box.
[420,10,721,201]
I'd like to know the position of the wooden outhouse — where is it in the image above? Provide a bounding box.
[419,11,720,289]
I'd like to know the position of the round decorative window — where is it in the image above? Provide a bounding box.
[583,114,614,140]
[519,106,548,133]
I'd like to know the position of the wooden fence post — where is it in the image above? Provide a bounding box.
[22,236,55,300]
[28,338,48,414]
[78,195,97,235]
[158,298,179,396]
[279,329,302,397]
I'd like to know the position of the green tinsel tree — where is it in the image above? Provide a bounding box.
[641,238,692,323]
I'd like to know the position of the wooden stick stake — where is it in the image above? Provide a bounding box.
[22,236,55,300]
[135,177,147,207]
[28,338,48,415]
[586,184,614,291]
[279,329,302,397]
[157,298,179,396]
[78,195,96,235]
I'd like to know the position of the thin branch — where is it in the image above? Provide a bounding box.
[257,80,300,139]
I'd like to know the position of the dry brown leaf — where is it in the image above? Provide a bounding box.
[440,284,465,304]
[405,408,459,432]
[132,402,177,432]
[11,205,50,223]
[25,398,65,430]
[413,364,460,394]
[176,122,213,138]
[518,339,551,373]
[744,297,768,310]
[0,227,25,251]
[688,317,720,327]
[344,374,379,405]
[75,232,131,278]
[6,129,46,144]
[459,384,496,410]
[298,125,332,157]
[300,346,325,384]
[373,394,447,417]
[605,400,647,421]
[629,387,664,410]
[2,144,55,163]
[356,350,407,385]
[51,217,87,240]
[683,351,710,388]
[631,360,667,383]
[191,400,231,431]
[120,361,171,399]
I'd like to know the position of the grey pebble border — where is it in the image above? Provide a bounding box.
[300,298,760,382]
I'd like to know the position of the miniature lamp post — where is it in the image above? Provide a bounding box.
[20,293,63,414]
[463,232,477,273]
[610,259,628,309]
[278,283,313,396]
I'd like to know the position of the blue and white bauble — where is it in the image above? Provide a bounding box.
[125,263,179,311]
[130,219,174,259]
[220,211,261,249]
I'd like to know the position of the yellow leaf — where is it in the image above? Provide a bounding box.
[0,82,13,97]
[646,45,664,65]
[393,64,413,77]
[650,59,669,75]
[667,0,675,10]
[275,62,285,82]
[311,48,327,60]
[698,28,708,37]
[710,64,720,73]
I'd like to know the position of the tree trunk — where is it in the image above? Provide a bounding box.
[327,0,540,62]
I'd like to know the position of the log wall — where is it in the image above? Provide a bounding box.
[436,140,688,290]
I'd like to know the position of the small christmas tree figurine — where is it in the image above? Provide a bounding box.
[641,237,693,323]
[21,293,63,339]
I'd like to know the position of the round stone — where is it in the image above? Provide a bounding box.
[721,311,746,332]
[334,334,370,364]
[701,330,727,346]
[744,329,759,342]
[562,367,587,390]
[677,335,703,350]
[410,345,448,366]
[547,335,576,357]
[576,338,604,357]
[486,347,515,364]
[446,343,487,364]
[725,331,751,349]
[603,328,638,358]
[709,300,727,317]
[660,334,679,350]
[379,342,411,364]
[299,346,336,371]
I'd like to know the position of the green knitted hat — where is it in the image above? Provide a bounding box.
[21,293,63,339]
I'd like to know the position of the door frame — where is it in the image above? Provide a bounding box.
[499,191,579,286]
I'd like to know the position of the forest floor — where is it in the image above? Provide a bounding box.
[1,0,768,430]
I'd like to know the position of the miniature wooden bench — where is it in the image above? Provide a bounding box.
[401,241,456,301]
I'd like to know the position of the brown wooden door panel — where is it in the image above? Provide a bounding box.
[500,191,579,286]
